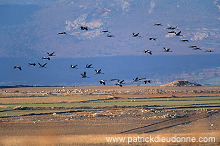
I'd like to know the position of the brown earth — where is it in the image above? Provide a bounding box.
[0,85,220,145]
[160,80,201,87]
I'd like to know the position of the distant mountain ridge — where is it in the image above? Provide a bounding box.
[0,0,219,58]
[0,0,219,86]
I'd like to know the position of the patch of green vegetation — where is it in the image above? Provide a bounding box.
[1,97,220,108]
[0,96,219,117]
[0,95,109,104]
[0,109,73,117]
[114,96,220,102]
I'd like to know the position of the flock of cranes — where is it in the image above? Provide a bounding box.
[13,49,151,87]
[14,51,56,70]
[13,23,215,87]
[140,24,214,55]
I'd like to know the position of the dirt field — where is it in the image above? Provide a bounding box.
[0,85,220,145]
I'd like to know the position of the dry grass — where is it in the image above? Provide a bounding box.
[0,132,219,146]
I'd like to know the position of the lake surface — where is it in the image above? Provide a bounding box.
[0,54,219,86]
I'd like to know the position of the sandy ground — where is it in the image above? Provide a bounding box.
[0,85,220,145]
[1,116,219,145]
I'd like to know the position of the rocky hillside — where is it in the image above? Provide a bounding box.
[161,80,201,87]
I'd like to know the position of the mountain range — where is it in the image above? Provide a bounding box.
[0,0,219,86]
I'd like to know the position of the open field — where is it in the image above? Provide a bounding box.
[0,85,220,145]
